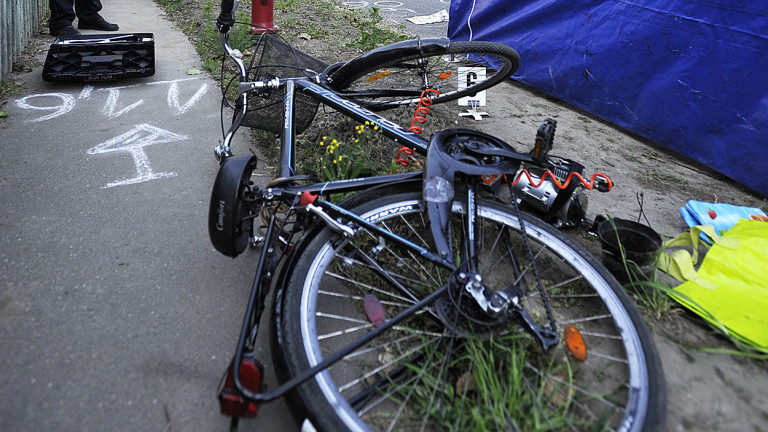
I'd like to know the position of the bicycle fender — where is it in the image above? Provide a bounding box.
[209,155,258,258]
[425,129,523,261]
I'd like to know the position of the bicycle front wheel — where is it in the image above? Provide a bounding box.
[279,186,665,431]
[327,40,520,110]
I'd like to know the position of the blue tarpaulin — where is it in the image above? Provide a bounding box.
[448,0,768,196]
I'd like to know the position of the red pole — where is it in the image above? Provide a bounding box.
[250,0,279,34]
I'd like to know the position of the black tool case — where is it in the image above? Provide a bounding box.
[42,33,155,82]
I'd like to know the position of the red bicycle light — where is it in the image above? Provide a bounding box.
[218,354,264,418]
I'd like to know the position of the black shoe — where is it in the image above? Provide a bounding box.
[77,15,119,31]
[50,25,81,37]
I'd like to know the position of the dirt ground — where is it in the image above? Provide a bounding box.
[4,1,767,431]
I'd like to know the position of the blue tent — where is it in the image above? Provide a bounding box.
[448,0,768,196]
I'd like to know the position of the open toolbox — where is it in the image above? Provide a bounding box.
[42,33,155,82]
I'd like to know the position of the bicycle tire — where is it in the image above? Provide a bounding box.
[327,40,520,110]
[279,185,665,432]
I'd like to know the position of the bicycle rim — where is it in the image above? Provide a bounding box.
[330,41,519,109]
[281,190,663,432]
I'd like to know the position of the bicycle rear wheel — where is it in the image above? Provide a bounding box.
[279,186,665,431]
[327,40,520,110]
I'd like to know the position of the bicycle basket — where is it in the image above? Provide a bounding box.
[240,34,328,134]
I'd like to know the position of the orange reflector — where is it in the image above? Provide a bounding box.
[564,325,587,362]
[366,70,392,82]
[438,70,452,80]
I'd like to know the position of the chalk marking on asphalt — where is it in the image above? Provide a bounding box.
[101,87,145,119]
[147,77,209,114]
[14,93,76,122]
[148,78,202,85]
[87,123,188,189]
[342,1,368,8]
[14,78,207,122]
[374,1,403,7]
[79,85,94,100]
[166,81,209,115]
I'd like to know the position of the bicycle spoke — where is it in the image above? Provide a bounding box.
[318,288,412,308]
[338,336,438,393]
[326,271,415,304]
[284,192,662,431]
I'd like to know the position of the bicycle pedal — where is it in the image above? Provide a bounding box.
[532,118,557,159]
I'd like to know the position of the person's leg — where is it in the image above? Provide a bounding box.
[75,0,119,31]
[48,0,76,33]
[73,0,102,21]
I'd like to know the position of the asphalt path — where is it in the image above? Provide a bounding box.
[0,0,453,431]
[0,0,298,430]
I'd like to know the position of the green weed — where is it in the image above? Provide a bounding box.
[308,123,384,181]
[0,80,17,102]
[401,332,598,430]
[348,7,408,51]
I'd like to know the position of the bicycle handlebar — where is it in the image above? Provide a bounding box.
[217,0,236,33]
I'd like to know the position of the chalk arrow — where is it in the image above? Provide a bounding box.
[87,123,189,189]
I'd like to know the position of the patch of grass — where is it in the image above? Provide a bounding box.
[275,0,302,12]
[305,122,387,182]
[304,22,328,40]
[405,332,599,431]
[155,0,182,12]
[622,153,641,163]
[645,170,689,186]
[347,7,408,51]
[0,80,17,100]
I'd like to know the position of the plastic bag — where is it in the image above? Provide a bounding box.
[680,200,767,244]
[661,219,768,352]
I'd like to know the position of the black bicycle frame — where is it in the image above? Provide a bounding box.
[275,77,430,178]
[227,75,455,402]
[225,58,552,405]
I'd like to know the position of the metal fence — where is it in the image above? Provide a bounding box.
[1,0,48,82]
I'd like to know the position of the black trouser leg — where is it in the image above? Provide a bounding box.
[74,0,103,20]
[48,0,75,31]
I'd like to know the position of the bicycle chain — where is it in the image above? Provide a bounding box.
[508,187,557,332]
